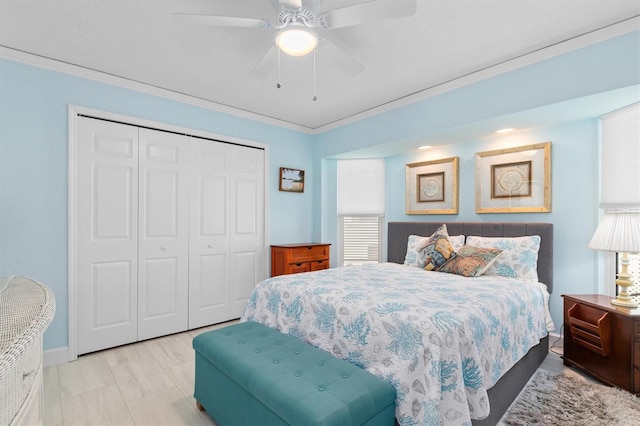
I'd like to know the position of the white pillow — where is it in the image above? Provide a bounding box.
[404,235,431,267]
[449,235,465,252]
[465,235,541,281]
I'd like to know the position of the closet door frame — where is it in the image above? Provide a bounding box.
[68,105,269,361]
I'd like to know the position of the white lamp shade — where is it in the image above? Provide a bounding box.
[599,102,640,208]
[588,211,640,253]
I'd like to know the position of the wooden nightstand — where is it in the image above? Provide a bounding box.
[271,243,330,277]
[562,294,640,394]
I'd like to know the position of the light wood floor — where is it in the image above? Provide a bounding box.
[42,329,578,426]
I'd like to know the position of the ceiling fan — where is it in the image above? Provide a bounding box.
[173,0,417,72]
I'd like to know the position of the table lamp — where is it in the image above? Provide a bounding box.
[588,210,640,307]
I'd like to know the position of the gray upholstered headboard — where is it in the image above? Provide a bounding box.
[387,222,553,293]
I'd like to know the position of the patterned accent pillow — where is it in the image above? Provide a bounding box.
[419,225,457,271]
[466,235,541,281]
[403,225,459,268]
[436,245,503,277]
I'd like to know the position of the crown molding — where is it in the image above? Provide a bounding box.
[2,15,638,136]
[0,46,313,134]
[311,16,640,134]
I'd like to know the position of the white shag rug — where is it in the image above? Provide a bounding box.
[500,370,640,425]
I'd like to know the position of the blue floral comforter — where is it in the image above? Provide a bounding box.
[241,263,553,425]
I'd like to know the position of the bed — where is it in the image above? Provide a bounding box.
[242,222,553,425]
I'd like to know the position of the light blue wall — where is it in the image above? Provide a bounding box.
[312,31,640,159]
[0,58,314,351]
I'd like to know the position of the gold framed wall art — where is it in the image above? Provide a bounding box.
[475,142,551,213]
[406,157,459,214]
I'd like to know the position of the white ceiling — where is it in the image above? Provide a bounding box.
[0,0,638,131]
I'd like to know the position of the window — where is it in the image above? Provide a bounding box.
[339,216,382,266]
[619,252,640,303]
[337,159,385,266]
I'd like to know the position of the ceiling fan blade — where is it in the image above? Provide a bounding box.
[319,38,365,75]
[319,0,416,29]
[172,13,273,29]
[249,45,278,78]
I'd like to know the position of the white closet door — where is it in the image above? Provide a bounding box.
[77,117,139,355]
[189,142,266,327]
[188,140,231,328]
[137,128,190,340]
[228,144,265,318]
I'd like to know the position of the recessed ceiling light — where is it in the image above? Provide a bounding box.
[417,145,432,150]
[496,128,515,134]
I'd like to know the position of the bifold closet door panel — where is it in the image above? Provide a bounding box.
[188,140,231,328]
[137,128,190,340]
[228,144,265,318]
[188,141,266,327]
[77,117,139,355]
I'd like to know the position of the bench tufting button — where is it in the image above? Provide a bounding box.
[238,340,245,344]
[318,386,325,391]
[276,341,283,345]
[273,360,280,364]
[294,372,301,377]
[225,332,231,336]
[255,349,261,353]
[342,374,349,379]
[294,350,301,355]
[317,362,324,366]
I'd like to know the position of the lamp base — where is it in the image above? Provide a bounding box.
[611,297,638,308]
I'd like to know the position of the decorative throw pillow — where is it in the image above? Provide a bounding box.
[419,225,457,271]
[466,235,541,281]
[404,234,432,267]
[449,235,465,252]
[436,245,503,277]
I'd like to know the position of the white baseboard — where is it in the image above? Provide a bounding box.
[44,346,70,367]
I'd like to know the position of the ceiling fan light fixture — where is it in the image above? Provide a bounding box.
[275,27,318,57]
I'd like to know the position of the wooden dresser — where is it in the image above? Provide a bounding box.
[562,294,640,394]
[271,243,330,276]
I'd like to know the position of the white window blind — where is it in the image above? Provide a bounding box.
[340,216,382,265]
[600,102,640,208]
[337,159,385,266]
[337,159,385,215]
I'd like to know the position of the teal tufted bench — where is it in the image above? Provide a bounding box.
[193,321,396,426]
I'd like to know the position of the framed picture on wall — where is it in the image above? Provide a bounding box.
[475,142,551,213]
[279,167,305,193]
[405,157,459,214]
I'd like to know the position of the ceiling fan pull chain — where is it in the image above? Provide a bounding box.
[276,48,282,89]
[312,49,317,102]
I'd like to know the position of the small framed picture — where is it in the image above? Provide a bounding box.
[406,157,459,214]
[279,167,304,193]
[475,142,551,213]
